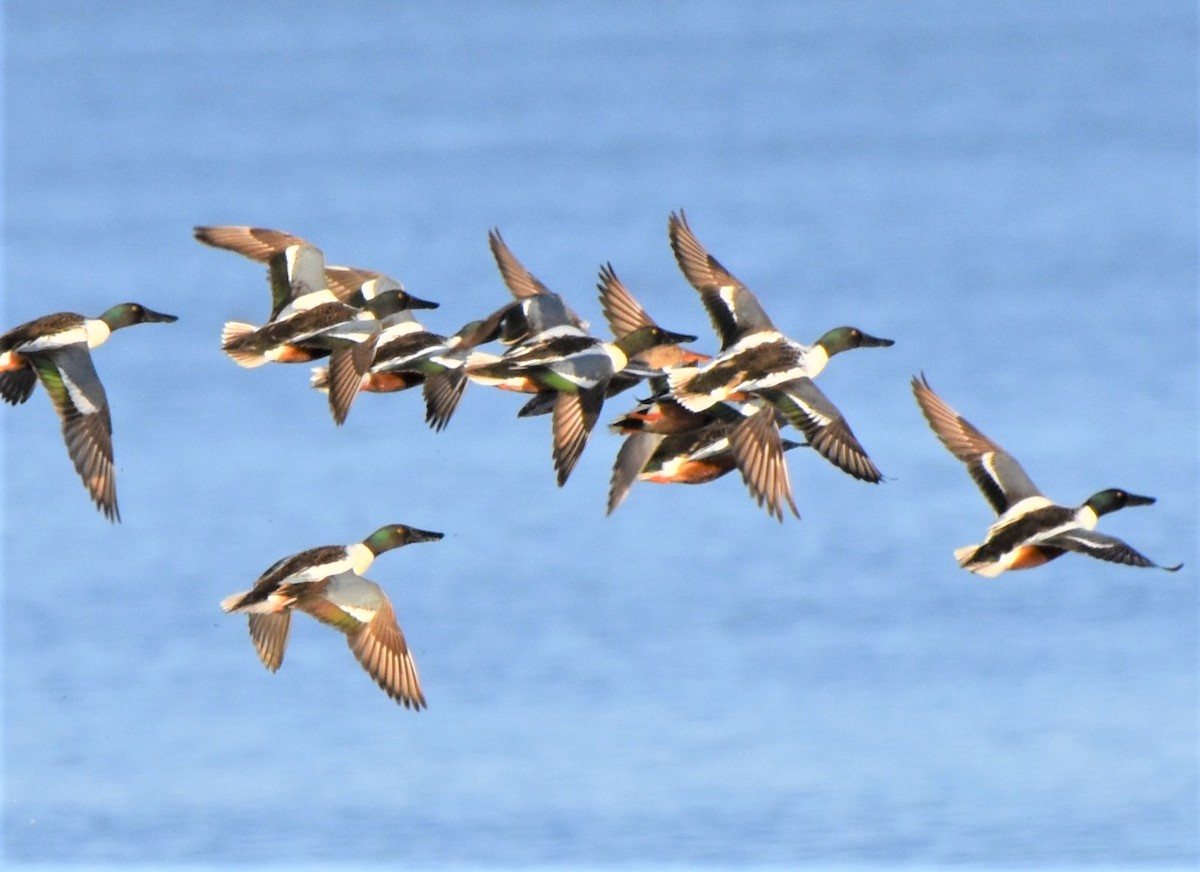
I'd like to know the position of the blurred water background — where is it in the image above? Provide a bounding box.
[2,1,1197,869]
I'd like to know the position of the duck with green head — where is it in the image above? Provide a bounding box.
[666,210,892,484]
[912,373,1182,576]
[220,523,444,709]
[0,302,178,521]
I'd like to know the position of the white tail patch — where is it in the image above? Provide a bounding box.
[220,591,288,614]
[220,591,248,612]
[310,366,330,392]
[969,561,1007,578]
[464,354,522,388]
[463,350,499,368]
[953,544,979,567]
[221,322,268,368]
[955,544,1007,577]
[666,367,719,412]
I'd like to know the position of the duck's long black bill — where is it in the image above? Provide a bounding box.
[406,527,446,544]
[145,308,180,323]
[404,293,440,311]
[661,329,699,345]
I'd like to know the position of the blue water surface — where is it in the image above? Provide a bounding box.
[2,1,1197,868]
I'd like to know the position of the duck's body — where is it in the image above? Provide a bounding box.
[608,403,801,520]
[221,286,439,367]
[310,317,442,394]
[311,316,503,431]
[912,373,1182,576]
[0,302,177,521]
[463,306,583,398]
[220,293,360,366]
[666,330,819,410]
[223,289,438,424]
[609,394,714,436]
[221,524,443,708]
[473,324,696,486]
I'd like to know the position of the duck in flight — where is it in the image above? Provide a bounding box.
[666,210,891,485]
[0,302,178,521]
[220,523,443,708]
[911,373,1182,576]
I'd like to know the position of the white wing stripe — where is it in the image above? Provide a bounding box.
[60,368,100,415]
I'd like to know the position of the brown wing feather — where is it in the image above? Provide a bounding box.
[667,211,764,347]
[667,210,743,293]
[345,602,426,710]
[728,407,799,522]
[62,409,118,520]
[422,369,468,432]
[192,225,310,261]
[911,373,1041,514]
[488,228,554,299]
[597,262,653,337]
[248,612,292,672]
[806,418,883,483]
[607,431,664,514]
[911,373,1004,463]
[31,350,118,521]
[328,334,379,425]
[551,389,603,486]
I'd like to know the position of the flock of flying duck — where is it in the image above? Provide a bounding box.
[0,211,1182,707]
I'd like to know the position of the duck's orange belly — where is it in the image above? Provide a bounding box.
[363,371,424,393]
[1008,545,1064,571]
[273,344,326,363]
[643,458,733,485]
[0,350,28,372]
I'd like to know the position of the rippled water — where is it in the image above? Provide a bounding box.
[3,1,1197,868]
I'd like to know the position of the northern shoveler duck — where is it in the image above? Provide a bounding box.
[310,314,505,431]
[513,279,710,421]
[466,234,593,398]
[665,210,891,483]
[471,322,697,486]
[608,404,802,520]
[194,225,425,320]
[462,298,581,398]
[608,393,714,436]
[0,302,177,521]
[222,288,438,425]
[912,373,1182,576]
[220,523,443,708]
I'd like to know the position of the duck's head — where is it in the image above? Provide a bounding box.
[364,523,445,555]
[453,315,506,349]
[365,290,440,318]
[614,324,698,357]
[815,326,894,357]
[100,303,178,330]
[1084,488,1156,517]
